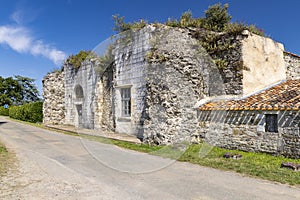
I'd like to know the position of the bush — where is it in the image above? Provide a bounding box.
[66,50,92,70]
[224,22,264,36]
[9,102,43,123]
[0,107,9,116]
[204,3,232,32]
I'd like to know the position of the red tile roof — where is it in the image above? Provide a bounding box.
[198,79,300,111]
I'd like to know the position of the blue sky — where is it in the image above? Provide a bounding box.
[0,0,300,94]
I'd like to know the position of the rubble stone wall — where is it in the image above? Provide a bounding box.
[42,71,65,125]
[284,52,300,79]
[143,26,213,144]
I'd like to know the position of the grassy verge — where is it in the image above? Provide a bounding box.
[179,144,300,186]
[0,142,14,177]
[5,117,300,186]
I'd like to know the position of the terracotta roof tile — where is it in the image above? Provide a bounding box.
[199,79,300,111]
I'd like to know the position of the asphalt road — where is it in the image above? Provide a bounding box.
[0,116,299,200]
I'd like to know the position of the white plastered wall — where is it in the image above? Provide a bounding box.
[241,31,286,95]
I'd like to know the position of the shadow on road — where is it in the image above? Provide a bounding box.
[0,122,7,126]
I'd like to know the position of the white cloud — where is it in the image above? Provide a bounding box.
[0,25,67,65]
[10,9,23,24]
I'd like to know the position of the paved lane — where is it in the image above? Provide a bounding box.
[0,116,299,199]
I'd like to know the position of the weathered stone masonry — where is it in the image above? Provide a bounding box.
[284,51,300,79]
[142,26,211,144]
[43,24,300,157]
[42,71,65,125]
[112,25,213,144]
[198,110,300,158]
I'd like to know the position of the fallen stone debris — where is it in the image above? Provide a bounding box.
[280,161,300,171]
[223,153,243,160]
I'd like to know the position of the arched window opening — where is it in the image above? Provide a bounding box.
[75,85,84,99]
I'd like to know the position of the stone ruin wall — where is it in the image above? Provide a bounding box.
[42,25,300,148]
[143,27,291,144]
[191,28,244,96]
[64,62,99,129]
[42,71,65,125]
[284,52,300,79]
[94,64,114,131]
[143,25,213,144]
[112,26,152,137]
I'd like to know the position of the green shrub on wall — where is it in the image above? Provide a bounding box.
[0,107,9,116]
[9,102,43,123]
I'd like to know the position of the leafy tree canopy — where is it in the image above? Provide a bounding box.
[15,75,40,104]
[0,75,40,106]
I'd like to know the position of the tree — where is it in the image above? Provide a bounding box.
[15,75,40,104]
[112,14,132,33]
[204,3,232,32]
[0,76,22,106]
[0,75,40,106]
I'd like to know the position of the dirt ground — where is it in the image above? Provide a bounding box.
[0,148,108,200]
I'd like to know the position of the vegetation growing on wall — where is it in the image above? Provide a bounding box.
[66,50,93,69]
[112,14,147,33]
[113,4,264,37]
[69,3,265,73]
[165,4,264,36]
[164,4,264,72]
[47,67,63,74]
[116,3,263,72]
[204,3,232,31]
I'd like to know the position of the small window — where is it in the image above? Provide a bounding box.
[121,88,131,117]
[265,114,278,132]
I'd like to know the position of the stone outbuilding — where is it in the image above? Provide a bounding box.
[198,79,300,158]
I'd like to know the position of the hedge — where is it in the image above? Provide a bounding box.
[9,102,43,123]
[0,107,9,116]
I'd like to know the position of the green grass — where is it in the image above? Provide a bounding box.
[5,117,300,187]
[179,144,300,186]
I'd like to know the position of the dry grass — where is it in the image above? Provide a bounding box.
[0,142,15,177]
